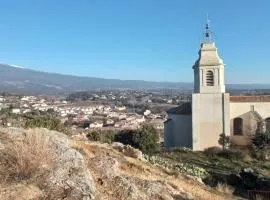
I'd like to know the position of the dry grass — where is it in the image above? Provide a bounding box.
[216,183,235,195]
[77,141,234,200]
[0,130,54,182]
[0,183,42,200]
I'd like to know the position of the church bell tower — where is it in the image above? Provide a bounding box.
[193,18,225,94]
[191,17,230,150]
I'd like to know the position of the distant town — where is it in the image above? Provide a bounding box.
[1,88,269,133]
[0,90,191,133]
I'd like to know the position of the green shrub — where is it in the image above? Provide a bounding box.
[252,132,270,150]
[133,124,160,155]
[101,130,116,143]
[24,115,63,131]
[204,146,222,157]
[114,124,160,155]
[252,132,270,160]
[87,130,116,144]
[87,131,102,141]
[217,150,244,160]
[218,133,231,150]
[114,129,136,146]
[87,124,160,154]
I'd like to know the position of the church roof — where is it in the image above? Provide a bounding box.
[230,95,270,102]
[167,102,192,115]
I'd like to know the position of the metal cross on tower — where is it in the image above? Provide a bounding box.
[204,14,212,43]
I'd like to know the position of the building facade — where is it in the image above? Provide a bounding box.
[164,21,270,151]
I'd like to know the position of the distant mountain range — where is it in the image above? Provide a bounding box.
[0,64,270,95]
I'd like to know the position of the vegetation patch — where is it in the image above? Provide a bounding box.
[87,124,160,155]
[0,130,54,182]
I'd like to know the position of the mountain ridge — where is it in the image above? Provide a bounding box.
[0,64,270,95]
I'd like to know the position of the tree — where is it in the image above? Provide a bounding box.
[114,124,160,154]
[133,124,160,155]
[218,133,231,150]
[252,132,270,160]
[115,129,136,146]
[252,132,270,150]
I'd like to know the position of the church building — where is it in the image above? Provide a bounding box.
[164,20,270,151]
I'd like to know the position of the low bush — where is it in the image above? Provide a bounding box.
[217,150,244,160]
[252,132,270,150]
[170,147,192,153]
[114,124,160,155]
[24,115,63,131]
[204,146,222,157]
[204,147,244,160]
[252,132,270,160]
[114,129,136,146]
[87,130,116,144]
[87,124,160,154]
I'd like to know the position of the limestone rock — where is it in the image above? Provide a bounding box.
[41,129,97,200]
[0,128,97,200]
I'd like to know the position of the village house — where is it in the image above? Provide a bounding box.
[0,97,6,102]
[89,121,103,129]
[143,109,151,116]
[11,108,20,114]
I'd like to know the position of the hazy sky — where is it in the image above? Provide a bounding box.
[0,0,269,83]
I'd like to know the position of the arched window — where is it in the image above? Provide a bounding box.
[233,118,243,135]
[206,70,214,86]
[265,118,270,132]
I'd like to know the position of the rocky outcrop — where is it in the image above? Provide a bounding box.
[0,128,230,200]
[43,130,96,200]
[0,128,97,200]
[88,155,190,200]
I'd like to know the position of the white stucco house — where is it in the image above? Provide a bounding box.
[164,21,270,151]
[11,108,21,114]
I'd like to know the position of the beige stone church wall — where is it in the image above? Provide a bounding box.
[230,102,270,119]
[192,93,230,151]
[230,102,270,146]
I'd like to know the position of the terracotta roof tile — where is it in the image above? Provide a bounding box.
[230,95,270,102]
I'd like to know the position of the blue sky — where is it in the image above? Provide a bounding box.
[0,0,269,83]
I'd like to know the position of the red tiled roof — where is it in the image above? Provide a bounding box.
[230,95,270,102]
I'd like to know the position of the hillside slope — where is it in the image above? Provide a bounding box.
[0,127,233,200]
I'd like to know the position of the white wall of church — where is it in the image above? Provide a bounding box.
[230,102,270,145]
[164,114,192,149]
[230,102,270,119]
[192,93,230,150]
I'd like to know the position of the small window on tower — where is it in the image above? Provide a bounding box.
[206,70,214,86]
